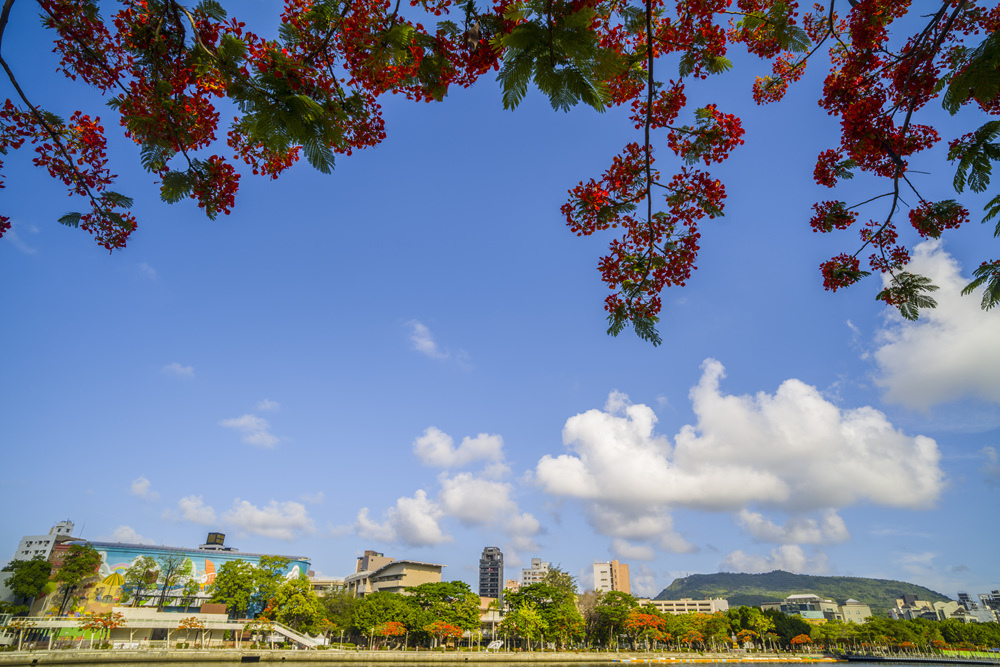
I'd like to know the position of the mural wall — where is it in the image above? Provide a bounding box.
[39,541,310,617]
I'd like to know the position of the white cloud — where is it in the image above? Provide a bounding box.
[611,538,656,561]
[220,414,280,448]
[413,427,505,469]
[3,220,38,254]
[736,509,850,545]
[355,490,453,547]
[163,495,217,525]
[873,241,1000,409]
[162,362,194,378]
[138,262,157,280]
[721,545,831,574]
[534,360,944,555]
[130,476,160,501]
[223,499,315,540]
[437,472,543,549]
[257,398,280,411]
[109,525,153,544]
[407,320,449,359]
[299,491,325,504]
[629,563,660,597]
[981,446,1000,488]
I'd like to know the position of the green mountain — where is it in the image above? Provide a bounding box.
[654,571,950,615]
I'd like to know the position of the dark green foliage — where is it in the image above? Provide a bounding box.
[52,543,102,616]
[1,557,52,606]
[654,570,950,616]
[962,260,1000,310]
[735,2,809,54]
[607,300,663,347]
[877,272,939,321]
[949,120,1000,195]
[943,28,1000,114]
[495,1,623,111]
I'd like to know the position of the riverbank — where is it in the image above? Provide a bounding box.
[0,650,843,666]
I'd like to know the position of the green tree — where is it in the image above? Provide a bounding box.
[209,559,258,618]
[593,590,639,648]
[406,581,481,631]
[1,557,52,609]
[498,601,545,650]
[52,543,101,616]
[267,575,325,634]
[352,591,418,636]
[121,556,158,607]
[179,578,200,612]
[322,587,359,635]
[154,554,193,611]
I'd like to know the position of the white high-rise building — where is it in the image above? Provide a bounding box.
[521,558,550,585]
[12,521,75,560]
[594,560,631,594]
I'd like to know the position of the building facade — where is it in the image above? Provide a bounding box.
[521,558,549,585]
[640,598,729,614]
[39,534,309,617]
[344,555,444,597]
[762,594,871,623]
[12,521,75,561]
[594,560,631,595]
[478,547,504,600]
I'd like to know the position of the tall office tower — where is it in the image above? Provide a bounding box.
[593,560,631,595]
[478,546,504,599]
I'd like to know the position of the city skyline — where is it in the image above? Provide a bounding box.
[2,2,998,601]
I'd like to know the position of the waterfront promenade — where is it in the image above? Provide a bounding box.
[0,650,843,666]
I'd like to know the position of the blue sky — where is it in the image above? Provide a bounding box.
[1,2,998,602]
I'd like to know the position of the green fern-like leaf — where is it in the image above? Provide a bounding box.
[962,260,1000,310]
[160,169,194,204]
[58,212,82,228]
[877,272,939,320]
[950,119,1000,193]
[943,28,1000,114]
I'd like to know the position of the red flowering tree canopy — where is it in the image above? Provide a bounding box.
[376,620,408,637]
[1,0,998,342]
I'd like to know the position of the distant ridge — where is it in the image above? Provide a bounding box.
[654,570,950,614]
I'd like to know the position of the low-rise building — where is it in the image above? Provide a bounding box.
[762,594,871,623]
[639,598,729,614]
[344,558,443,597]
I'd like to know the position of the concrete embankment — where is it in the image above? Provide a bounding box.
[0,651,842,666]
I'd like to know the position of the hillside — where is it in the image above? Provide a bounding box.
[654,571,950,614]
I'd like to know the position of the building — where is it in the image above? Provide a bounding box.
[344,551,443,597]
[478,547,504,600]
[981,590,1000,611]
[307,573,345,595]
[504,579,521,595]
[12,521,76,561]
[39,533,309,617]
[594,560,631,595]
[889,595,937,621]
[521,558,549,585]
[762,594,871,623]
[640,598,729,614]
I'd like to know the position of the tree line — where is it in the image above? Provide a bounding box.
[3,549,997,651]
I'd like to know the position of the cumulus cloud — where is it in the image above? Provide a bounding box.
[220,414,280,448]
[630,563,660,597]
[223,499,315,540]
[534,360,944,555]
[130,476,160,501]
[873,241,1000,409]
[162,362,194,378]
[109,525,153,544]
[413,427,505,469]
[257,398,280,411]
[163,495,217,525]
[407,320,449,359]
[721,545,831,574]
[736,509,850,545]
[437,472,543,549]
[611,538,656,561]
[981,446,1000,488]
[355,490,453,547]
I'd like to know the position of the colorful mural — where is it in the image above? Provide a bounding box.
[39,541,309,617]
